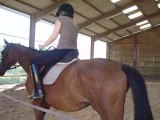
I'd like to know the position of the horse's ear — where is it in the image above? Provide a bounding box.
[4,39,9,45]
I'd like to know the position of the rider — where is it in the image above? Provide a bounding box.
[29,3,79,99]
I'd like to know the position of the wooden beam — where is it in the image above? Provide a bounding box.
[82,0,103,14]
[76,8,123,38]
[15,0,41,10]
[94,12,160,39]
[78,2,134,29]
[126,29,133,34]
[77,0,123,39]
[109,18,124,37]
[50,0,58,2]
[136,4,155,27]
[35,0,68,22]
[111,24,160,43]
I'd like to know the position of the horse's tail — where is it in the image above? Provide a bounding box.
[121,64,153,120]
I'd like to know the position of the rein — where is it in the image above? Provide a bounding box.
[0,44,48,73]
[10,64,21,69]
[0,64,20,73]
[0,54,30,72]
[0,54,28,73]
[0,93,76,120]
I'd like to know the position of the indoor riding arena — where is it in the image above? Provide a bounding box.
[0,0,160,120]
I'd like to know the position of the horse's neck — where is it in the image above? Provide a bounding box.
[16,46,39,74]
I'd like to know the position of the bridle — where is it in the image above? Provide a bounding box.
[0,64,21,74]
[7,64,21,70]
[0,44,48,73]
[0,58,21,73]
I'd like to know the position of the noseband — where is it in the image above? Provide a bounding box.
[0,58,20,73]
[0,64,20,73]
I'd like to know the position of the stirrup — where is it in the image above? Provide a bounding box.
[29,90,44,99]
[29,94,44,99]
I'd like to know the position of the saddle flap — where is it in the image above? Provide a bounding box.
[61,51,79,62]
[40,50,78,78]
[43,58,78,85]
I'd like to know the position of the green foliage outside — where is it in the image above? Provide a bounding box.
[0,76,26,85]
[0,67,27,85]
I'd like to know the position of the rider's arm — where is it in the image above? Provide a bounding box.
[39,20,61,49]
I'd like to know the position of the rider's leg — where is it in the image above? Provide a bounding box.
[30,64,44,99]
[29,49,78,99]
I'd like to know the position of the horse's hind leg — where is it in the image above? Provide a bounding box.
[32,99,51,120]
[89,83,127,120]
[100,97,125,120]
[91,94,126,120]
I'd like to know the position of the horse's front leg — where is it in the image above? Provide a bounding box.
[32,99,51,120]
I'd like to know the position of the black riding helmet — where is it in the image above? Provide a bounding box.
[56,3,74,18]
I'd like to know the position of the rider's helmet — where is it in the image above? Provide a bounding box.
[56,3,74,18]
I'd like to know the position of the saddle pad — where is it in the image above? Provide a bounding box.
[43,58,78,85]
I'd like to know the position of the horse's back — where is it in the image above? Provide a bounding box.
[75,58,123,75]
[44,58,127,112]
[69,58,127,101]
[75,58,126,85]
[62,58,126,91]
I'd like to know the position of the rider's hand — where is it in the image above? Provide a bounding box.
[38,44,44,50]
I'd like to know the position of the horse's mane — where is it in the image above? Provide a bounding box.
[5,42,46,54]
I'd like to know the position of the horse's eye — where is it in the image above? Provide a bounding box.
[1,50,4,54]
[0,52,2,63]
[1,51,6,59]
[0,51,3,56]
[0,52,2,58]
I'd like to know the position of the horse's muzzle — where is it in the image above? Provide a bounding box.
[0,67,5,76]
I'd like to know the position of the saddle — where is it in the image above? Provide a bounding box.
[40,51,78,85]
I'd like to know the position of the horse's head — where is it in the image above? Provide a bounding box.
[0,40,18,76]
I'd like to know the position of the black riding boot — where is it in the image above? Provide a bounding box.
[29,64,44,99]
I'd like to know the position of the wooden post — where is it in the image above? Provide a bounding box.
[133,35,138,68]
[29,15,36,48]
[90,37,95,59]
[106,42,110,59]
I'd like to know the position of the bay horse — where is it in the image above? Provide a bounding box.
[0,40,153,120]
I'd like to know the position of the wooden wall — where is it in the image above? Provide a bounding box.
[109,26,160,77]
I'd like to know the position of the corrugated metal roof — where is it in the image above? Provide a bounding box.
[0,0,160,42]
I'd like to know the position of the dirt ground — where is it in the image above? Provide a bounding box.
[0,79,160,120]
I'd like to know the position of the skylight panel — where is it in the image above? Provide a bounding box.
[128,12,143,19]
[136,20,149,26]
[140,23,151,29]
[110,0,120,3]
[123,5,138,14]
[158,3,160,8]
